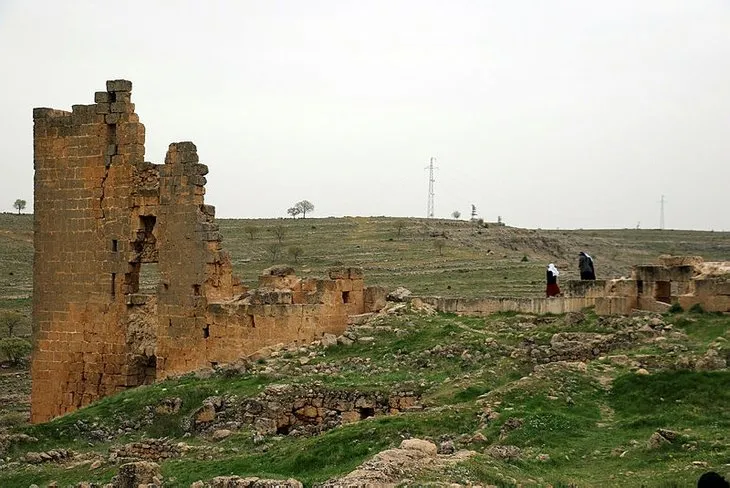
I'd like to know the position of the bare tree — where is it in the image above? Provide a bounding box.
[451,210,461,219]
[288,246,303,263]
[270,224,287,244]
[395,220,407,237]
[433,238,446,256]
[244,225,259,240]
[287,207,301,219]
[0,312,24,337]
[265,243,282,262]
[295,200,314,218]
[13,199,26,215]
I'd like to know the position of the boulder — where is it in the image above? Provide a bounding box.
[320,333,338,348]
[399,438,437,456]
[387,287,412,302]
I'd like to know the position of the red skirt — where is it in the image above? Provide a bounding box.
[546,283,561,297]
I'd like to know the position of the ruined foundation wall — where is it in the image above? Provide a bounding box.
[31,81,146,422]
[30,80,384,422]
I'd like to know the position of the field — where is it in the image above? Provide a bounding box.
[0,213,728,486]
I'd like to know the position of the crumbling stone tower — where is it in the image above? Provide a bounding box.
[32,80,157,422]
[32,80,373,423]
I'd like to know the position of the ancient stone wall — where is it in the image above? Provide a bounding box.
[32,80,373,422]
[32,80,147,422]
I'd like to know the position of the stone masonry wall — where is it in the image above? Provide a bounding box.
[32,80,369,422]
[32,81,146,422]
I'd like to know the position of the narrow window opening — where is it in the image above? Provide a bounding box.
[342,291,351,303]
[168,318,173,327]
[203,325,210,338]
[112,239,118,252]
[193,284,201,296]
[637,280,644,294]
[111,273,116,298]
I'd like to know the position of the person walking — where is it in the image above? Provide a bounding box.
[578,251,596,280]
[546,263,561,297]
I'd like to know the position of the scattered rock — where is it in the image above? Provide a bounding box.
[486,445,521,461]
[400,439,437,456]
[207,476,303,487]
[438,440,455,455]
[212,429,233,441]
[499,417,523,439]
[320,333,338,348]
[110,461,161,488]
[387,287,412,302]
[648,429,679,449]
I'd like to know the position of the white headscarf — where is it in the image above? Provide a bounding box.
[580,251,592,260]
[548,263,559,276]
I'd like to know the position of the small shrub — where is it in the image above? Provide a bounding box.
[0,337,32,365]
[288,246,303,263]
[688,303,705,314]
[521,255,529,262]
[667,303,684,314]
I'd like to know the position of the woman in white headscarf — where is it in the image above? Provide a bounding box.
[546,263,561,297]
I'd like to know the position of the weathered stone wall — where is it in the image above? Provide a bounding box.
[416,296,597,315]
[32,80,146,422]
[32,80,371,422]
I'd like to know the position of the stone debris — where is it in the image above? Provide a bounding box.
[386,287,412,302]
[108,438,188,462]
[187,384,421,438]
[109,460,162,487]
[320,438,476,487]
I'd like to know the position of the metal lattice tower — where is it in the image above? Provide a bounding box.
[660,194,666,230]
[426,157,436,218]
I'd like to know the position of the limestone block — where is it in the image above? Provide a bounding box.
[94,91,112,103]
[110,102,135,113]
[106,79,133,92]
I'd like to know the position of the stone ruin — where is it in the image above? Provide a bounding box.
[31,80,385,423]
[418,255,730,316]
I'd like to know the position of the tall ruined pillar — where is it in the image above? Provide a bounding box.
[31,80,146,422]
[154,142,240,378]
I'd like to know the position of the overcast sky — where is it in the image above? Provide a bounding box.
[1,1,729,230]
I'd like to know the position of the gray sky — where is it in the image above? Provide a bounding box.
[1,0,729,230]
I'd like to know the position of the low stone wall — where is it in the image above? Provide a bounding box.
[191,384,421,437]
[416,296,597,315]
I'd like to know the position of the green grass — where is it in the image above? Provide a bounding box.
[3,214,730,301]
[2,310,726,486]
[1,213,730,486]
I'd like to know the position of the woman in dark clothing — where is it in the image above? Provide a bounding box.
[546,263,561,297]
[578,251,596,280]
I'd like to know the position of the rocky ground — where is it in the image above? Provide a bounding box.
[0,300,728,487]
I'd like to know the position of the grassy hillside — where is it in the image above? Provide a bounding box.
[0,307,727,486]
[2,213,729,308]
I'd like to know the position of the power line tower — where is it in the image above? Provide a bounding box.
[426,157,436,218]
[659,194,666,230]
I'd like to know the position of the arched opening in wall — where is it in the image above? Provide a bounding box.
[359,407,375,420]
[342,291,351,303]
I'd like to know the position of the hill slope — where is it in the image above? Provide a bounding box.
[0,306,728,486]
